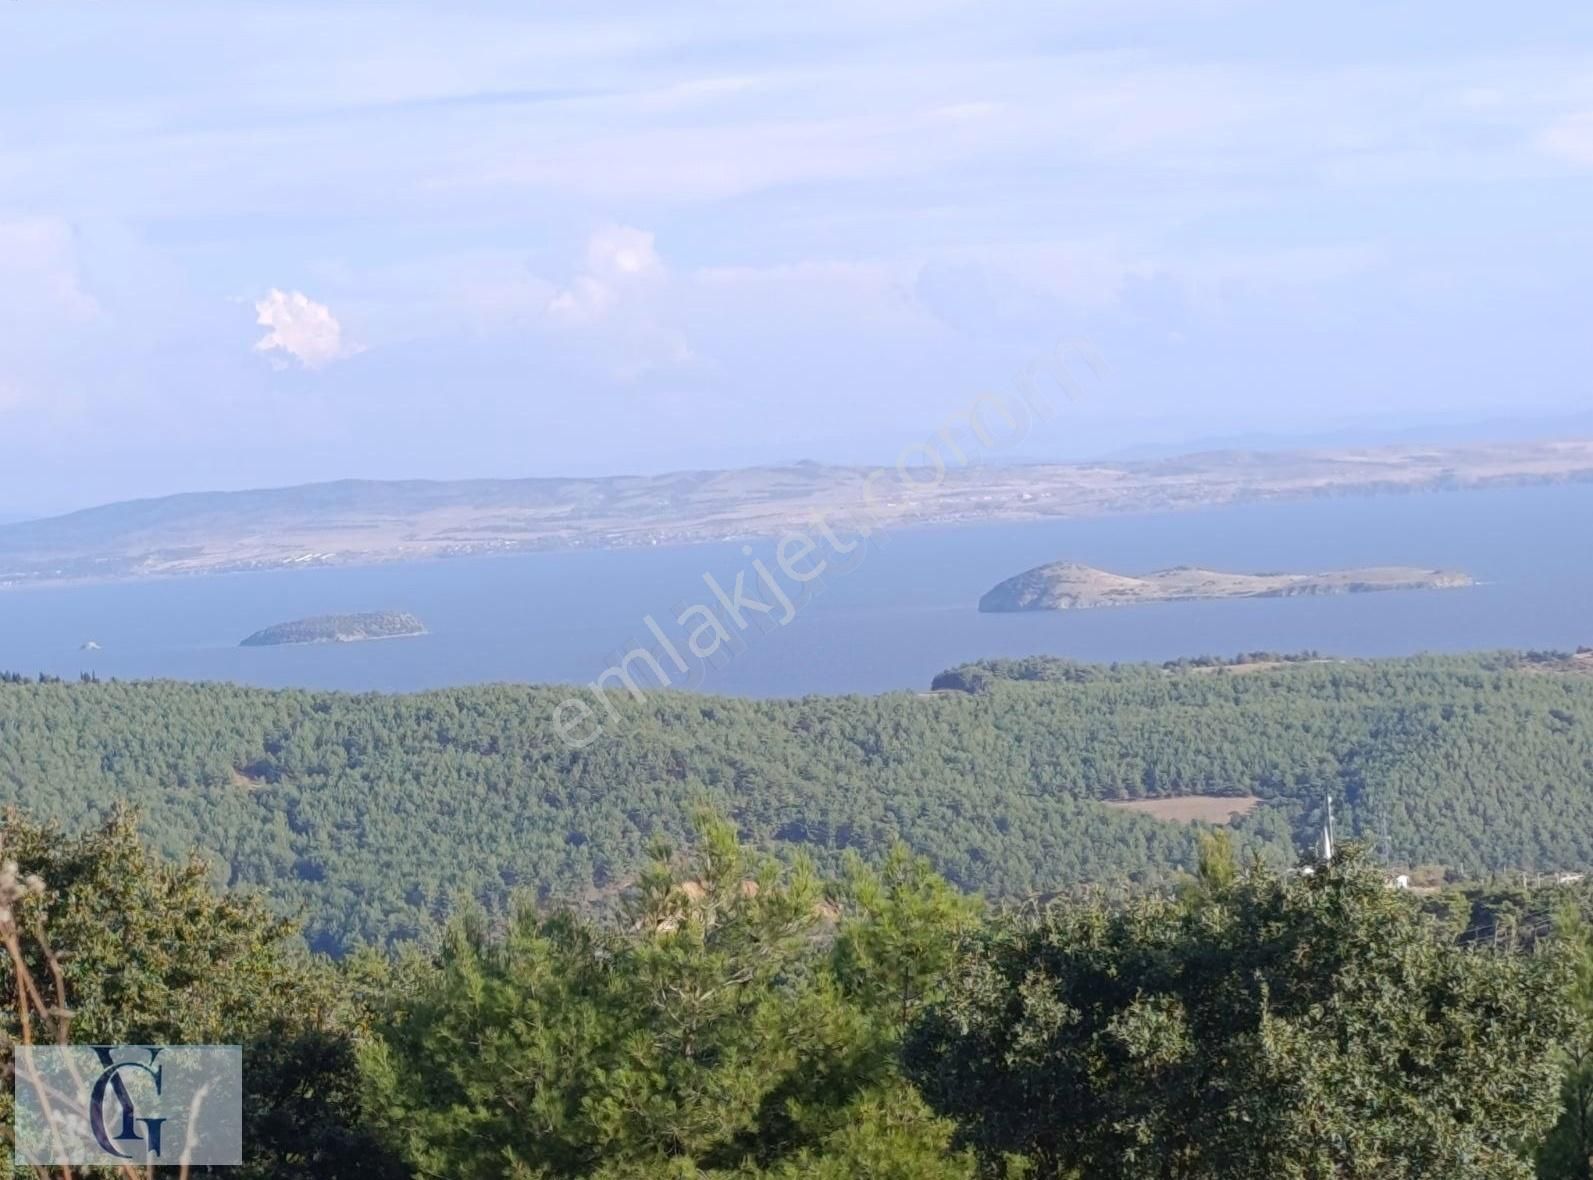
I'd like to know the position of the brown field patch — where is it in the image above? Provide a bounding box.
[230,766,268,790]
[1104,795,1263,825]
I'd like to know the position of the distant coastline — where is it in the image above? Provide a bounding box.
[979,563,1474,613]
[0,437,1589,588]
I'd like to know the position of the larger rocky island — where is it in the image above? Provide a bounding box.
[240,611,427,647]
[978,563,1473,612]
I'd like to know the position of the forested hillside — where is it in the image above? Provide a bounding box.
[2,650,1591,953]
[6,810,1582,1178]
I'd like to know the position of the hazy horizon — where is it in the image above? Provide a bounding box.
[5,2,1593,514]
[6,406,1593,525]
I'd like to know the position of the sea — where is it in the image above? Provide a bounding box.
[1,482,1588,698]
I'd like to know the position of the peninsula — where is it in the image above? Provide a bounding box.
[0,437,1589,587]
[978,563,1473,613]
[240,611,427,647]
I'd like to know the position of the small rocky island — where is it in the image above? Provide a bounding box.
[978,563,1473,613]
[240,611,427,647]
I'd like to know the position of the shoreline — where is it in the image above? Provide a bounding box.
[4,468,1592,593]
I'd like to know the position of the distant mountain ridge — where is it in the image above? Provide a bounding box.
[2,438,1591,587]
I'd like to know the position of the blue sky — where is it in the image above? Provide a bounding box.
[2,1,1592,511]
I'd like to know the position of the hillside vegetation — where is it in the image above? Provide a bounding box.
[5,808,1583,1179]
[240,610,427,647]
[976,561,1472,611]
[3,650,1592,953]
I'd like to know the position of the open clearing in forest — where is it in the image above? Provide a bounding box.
[1104,795,1263,825]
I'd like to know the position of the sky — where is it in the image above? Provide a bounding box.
[2,1,1592,514]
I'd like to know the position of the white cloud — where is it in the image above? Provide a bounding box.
[541,226,693,378]
[547,225,664,323]
[0,376,26,411]
[0,217,100,323]
[587,224,664,279]
[0,217,104,418]
[1537,112,1593,166]
[253,288,358,368]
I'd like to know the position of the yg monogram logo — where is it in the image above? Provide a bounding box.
[12,1044,243,1166]
[88,1046,167,1159]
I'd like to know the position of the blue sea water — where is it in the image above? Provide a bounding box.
[0,483,1587,697]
